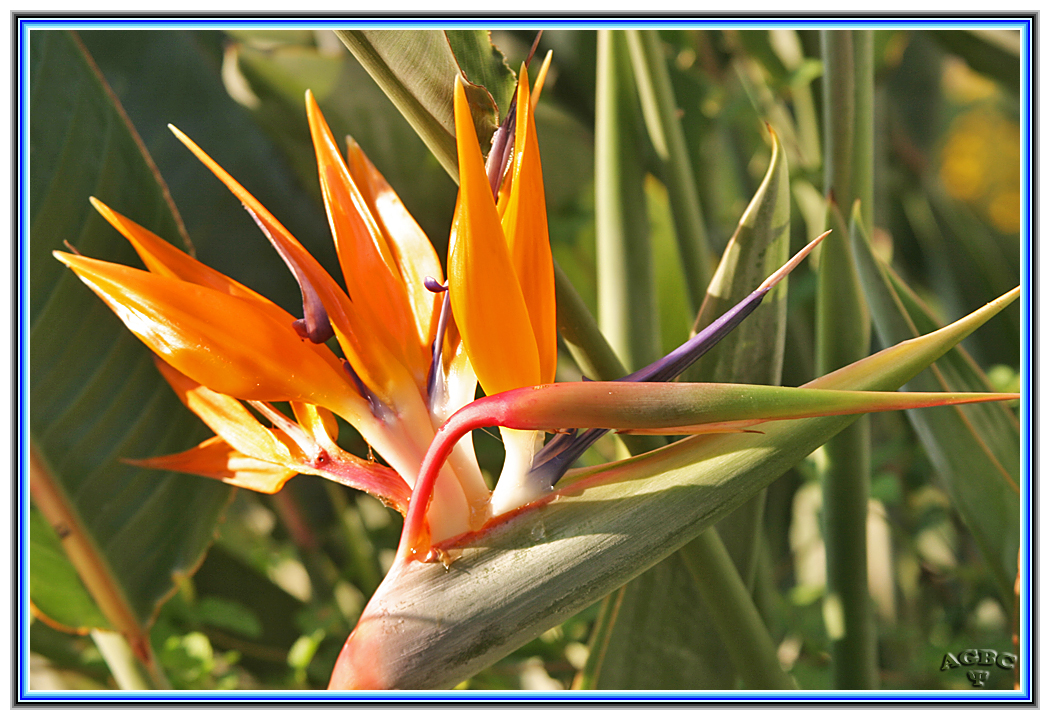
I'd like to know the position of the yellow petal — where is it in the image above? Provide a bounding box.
[305,92,428,384]
[127,436,297,494]
[500,65,557,384]
[291,401,340,450]
[530,51,554,110]
[345,136,443,349]
[55,251,366,419]
[448,77,540,396]
[168,124,415,405]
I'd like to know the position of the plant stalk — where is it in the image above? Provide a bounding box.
[818,28,877,690]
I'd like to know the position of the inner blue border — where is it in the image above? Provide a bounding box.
[16,14,1034,703]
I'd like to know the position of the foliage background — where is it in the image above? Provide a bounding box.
[27,26,1022,691]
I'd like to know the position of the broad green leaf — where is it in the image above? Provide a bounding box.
[444,30,516,116]
[851,207,1020,598]
[29,31,231,649]
[597,128,791,689]
[76,30,335,315]
[328,288,1017,689]
[334,29,510,181]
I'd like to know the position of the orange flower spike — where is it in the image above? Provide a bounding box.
[90,198,331,348]
[304,92,428,386]
[344,136,444,349]
[448,76,541,396]
[54,252,367,421]
[167,124,414,405]
[499,65,557,384]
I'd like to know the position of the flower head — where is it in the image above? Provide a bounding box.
[58,86,546,541]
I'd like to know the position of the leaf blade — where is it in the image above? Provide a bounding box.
[29,31,232,644]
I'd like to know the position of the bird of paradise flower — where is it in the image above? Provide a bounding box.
[56,61,1018,690]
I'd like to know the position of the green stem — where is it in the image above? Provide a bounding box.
[572,586,626,690]
[818,29,877,690]
[626,29,712,312]
[595,29,658,372]
[852,30,875,237]
[821,31,854,207]
[679,532,797,690]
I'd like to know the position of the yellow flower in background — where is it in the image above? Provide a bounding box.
[939,106,1020,233]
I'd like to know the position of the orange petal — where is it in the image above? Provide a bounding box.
[89,198,269,306]
[448,77,540,396]
[345,136,443,349]
[127,436,298,494]
[168,125,414,405]
[500,65,557,384]
[88,197,331,349]
[55,252,366,420]
[305,92,428,385]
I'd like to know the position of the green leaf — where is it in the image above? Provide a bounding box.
[329,288,1017,689]
[29,31,231,650]
[77,30,335,314]
[626,29,712,311]
[595,30,658,372]
[690,127,791,386]
[334,29,511,181]
[851,209,1020,599]
[444,30,516,116]
[29,507,109,632]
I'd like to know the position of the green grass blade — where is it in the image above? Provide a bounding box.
[626,29,712,311]
[595,30,658,372]
[851,206,1020,599]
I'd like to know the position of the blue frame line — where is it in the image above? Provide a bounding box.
[16,14,1034,703]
